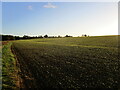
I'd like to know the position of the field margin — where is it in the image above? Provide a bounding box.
[2,42,20,89]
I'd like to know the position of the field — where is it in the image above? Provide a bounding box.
[8,36,119,88]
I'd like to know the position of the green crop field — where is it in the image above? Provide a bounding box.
[5,36,119,88]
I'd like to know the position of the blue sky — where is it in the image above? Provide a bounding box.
[2,2,118,36]
[0,1,2,34]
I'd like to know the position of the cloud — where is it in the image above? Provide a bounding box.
[43,3,57,8]
[28,5,33,10]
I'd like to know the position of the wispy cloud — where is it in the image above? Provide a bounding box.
[43,3,57,8]
[28,5,33,10]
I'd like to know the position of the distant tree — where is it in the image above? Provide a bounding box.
[58,35,61,38]
[44,35,48,38]
[82,34,88,37]
[65,35,69,37]
[84,34,87,37]
[23,35,30,39]
[2,35,15,41]
[38,35,43,38]
[65,35,72,37]
[0,35,2,41]
[15,36,20,40]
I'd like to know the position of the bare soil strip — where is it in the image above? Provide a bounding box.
[11,45,25,89]
[11,45,36,89]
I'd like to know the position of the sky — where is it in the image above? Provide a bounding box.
[2,0,119,2]
[0,1,2,34]
[2,2,118,36]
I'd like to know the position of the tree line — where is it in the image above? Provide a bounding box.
[0,34,73,41]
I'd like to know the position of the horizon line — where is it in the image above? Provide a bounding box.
[0,34,119,37]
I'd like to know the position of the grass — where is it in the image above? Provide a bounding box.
[2,42,17,89]
[11,36,119,88]
[0,41,2,89]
